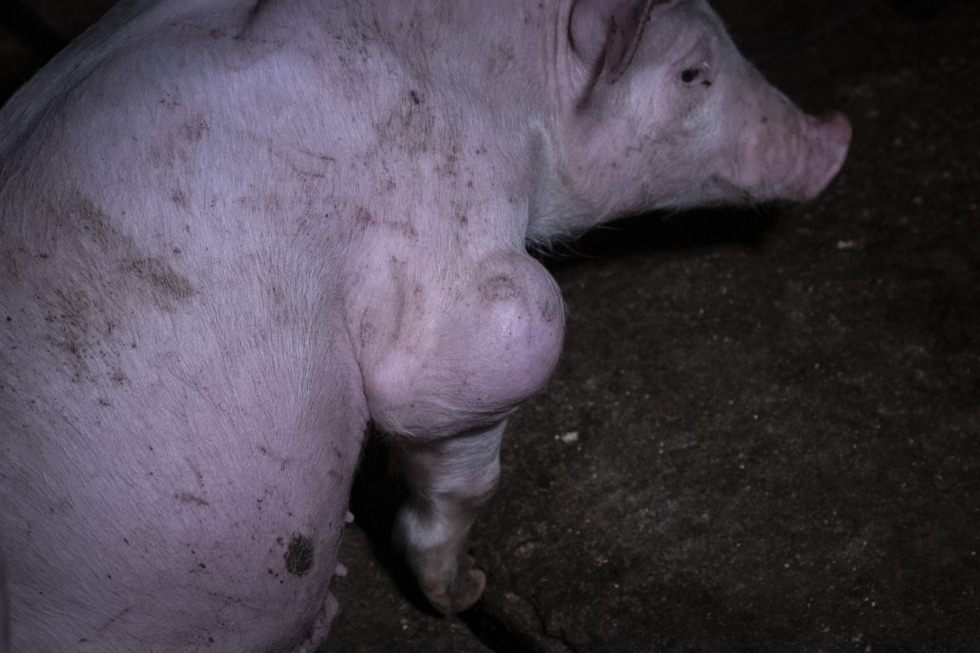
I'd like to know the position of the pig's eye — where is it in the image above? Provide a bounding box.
[679,62,711,87]
[680,67,701,84]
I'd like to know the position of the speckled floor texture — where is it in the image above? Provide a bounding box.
[3,1,977,652]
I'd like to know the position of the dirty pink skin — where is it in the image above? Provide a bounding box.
[0,0,849,650]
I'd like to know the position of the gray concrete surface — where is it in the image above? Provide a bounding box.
[2,1,977,652]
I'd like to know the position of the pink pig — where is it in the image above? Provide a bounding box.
[0,0,849,650]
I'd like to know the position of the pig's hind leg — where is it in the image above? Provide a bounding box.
[392,421,506,614]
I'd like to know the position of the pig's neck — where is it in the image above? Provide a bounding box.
[524,121,615,247]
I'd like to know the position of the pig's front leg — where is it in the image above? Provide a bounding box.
[393,420,505,614]
[357,250,564,613]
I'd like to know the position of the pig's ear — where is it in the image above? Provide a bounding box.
[569,0,671,84]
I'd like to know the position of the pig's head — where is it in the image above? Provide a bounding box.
[531,0,850,241]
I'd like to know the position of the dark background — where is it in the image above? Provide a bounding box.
[3,1,977,651]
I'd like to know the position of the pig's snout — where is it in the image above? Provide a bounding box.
[797,111,852,201]
[726,106,851,205]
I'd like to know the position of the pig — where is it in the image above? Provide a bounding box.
[0,0,850,650]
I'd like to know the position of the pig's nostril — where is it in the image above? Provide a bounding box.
[812,112,853,147]
[818,111,850,127]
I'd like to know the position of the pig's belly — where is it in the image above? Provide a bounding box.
[0,256,368,651]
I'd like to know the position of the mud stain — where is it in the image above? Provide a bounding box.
[176,492,210,506]
[355,207,418,240]
[126,258,197,311]
[244,0,274,31]
[479,274,520,303]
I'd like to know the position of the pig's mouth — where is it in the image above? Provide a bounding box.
[701,174,755,206]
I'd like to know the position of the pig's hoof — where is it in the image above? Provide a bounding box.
[421,555,486,614]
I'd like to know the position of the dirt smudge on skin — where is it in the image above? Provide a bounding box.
[355,207,418,240]
[126,258,197,311]
[176,493,209,506]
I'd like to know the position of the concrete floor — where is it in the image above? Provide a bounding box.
[3,1,977,652]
